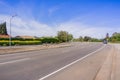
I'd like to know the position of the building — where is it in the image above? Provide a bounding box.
[15,36,36,39]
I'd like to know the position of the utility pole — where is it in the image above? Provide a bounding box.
[9,15,17,46]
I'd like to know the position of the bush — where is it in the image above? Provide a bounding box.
[0,38,42,41]
[0,37,59,46]
[0,41,41,46]
[41,37,59,43]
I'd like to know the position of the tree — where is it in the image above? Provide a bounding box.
[57,31,73,42]
[111,32,120,42]
[67,34,73,42]
[0,22,8,35]
[83,36,91,41]
[91,38,101,42]
[79,36,83,42]
[57,31,68,42]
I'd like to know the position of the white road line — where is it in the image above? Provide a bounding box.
[38,45,106,80]
[0,58,30,65]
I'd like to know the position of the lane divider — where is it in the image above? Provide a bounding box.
[0,58,30,65]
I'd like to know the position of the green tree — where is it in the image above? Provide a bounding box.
[67,34,73,42]
[57,31,73,42]
[111,32,120,42]
[83,36,91,41]
[0,22,8,35]
[79,36,83,42]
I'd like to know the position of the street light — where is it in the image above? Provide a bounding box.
[9,15,17,46]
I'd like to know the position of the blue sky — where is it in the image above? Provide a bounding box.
[0,0,120,38]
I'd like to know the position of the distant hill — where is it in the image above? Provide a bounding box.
[0,22,8,35]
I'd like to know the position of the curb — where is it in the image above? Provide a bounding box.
[0,44,72,55]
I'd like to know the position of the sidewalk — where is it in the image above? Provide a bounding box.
[95,44,120,80]
[115,44,120,80]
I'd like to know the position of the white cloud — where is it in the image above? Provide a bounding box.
[0,14,57,37]
[0,14,119,39]
[57,19,119,38]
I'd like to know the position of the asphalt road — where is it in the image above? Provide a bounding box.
[0,42,108,80]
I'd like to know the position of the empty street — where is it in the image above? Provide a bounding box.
[0,43,119,80]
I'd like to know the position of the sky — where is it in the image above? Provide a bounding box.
[0,0,120,38]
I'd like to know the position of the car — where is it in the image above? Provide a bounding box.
[103,40,108,44]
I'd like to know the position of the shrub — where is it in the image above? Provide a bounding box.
[41,37,59,43]
[0,41,41,46]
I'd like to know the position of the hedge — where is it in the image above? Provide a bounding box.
[41,37,59,43]
[0,38,41,41]
[0,41,41,46]
[0,37,60,46]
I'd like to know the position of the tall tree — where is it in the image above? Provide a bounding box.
[67,34,73,42]
[57,31,73,42]
[0,22,8,35]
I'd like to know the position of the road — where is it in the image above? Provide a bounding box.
[0,42,118,80]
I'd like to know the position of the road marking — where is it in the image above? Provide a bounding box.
[38,45,106,80]
[0,58,30,65]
